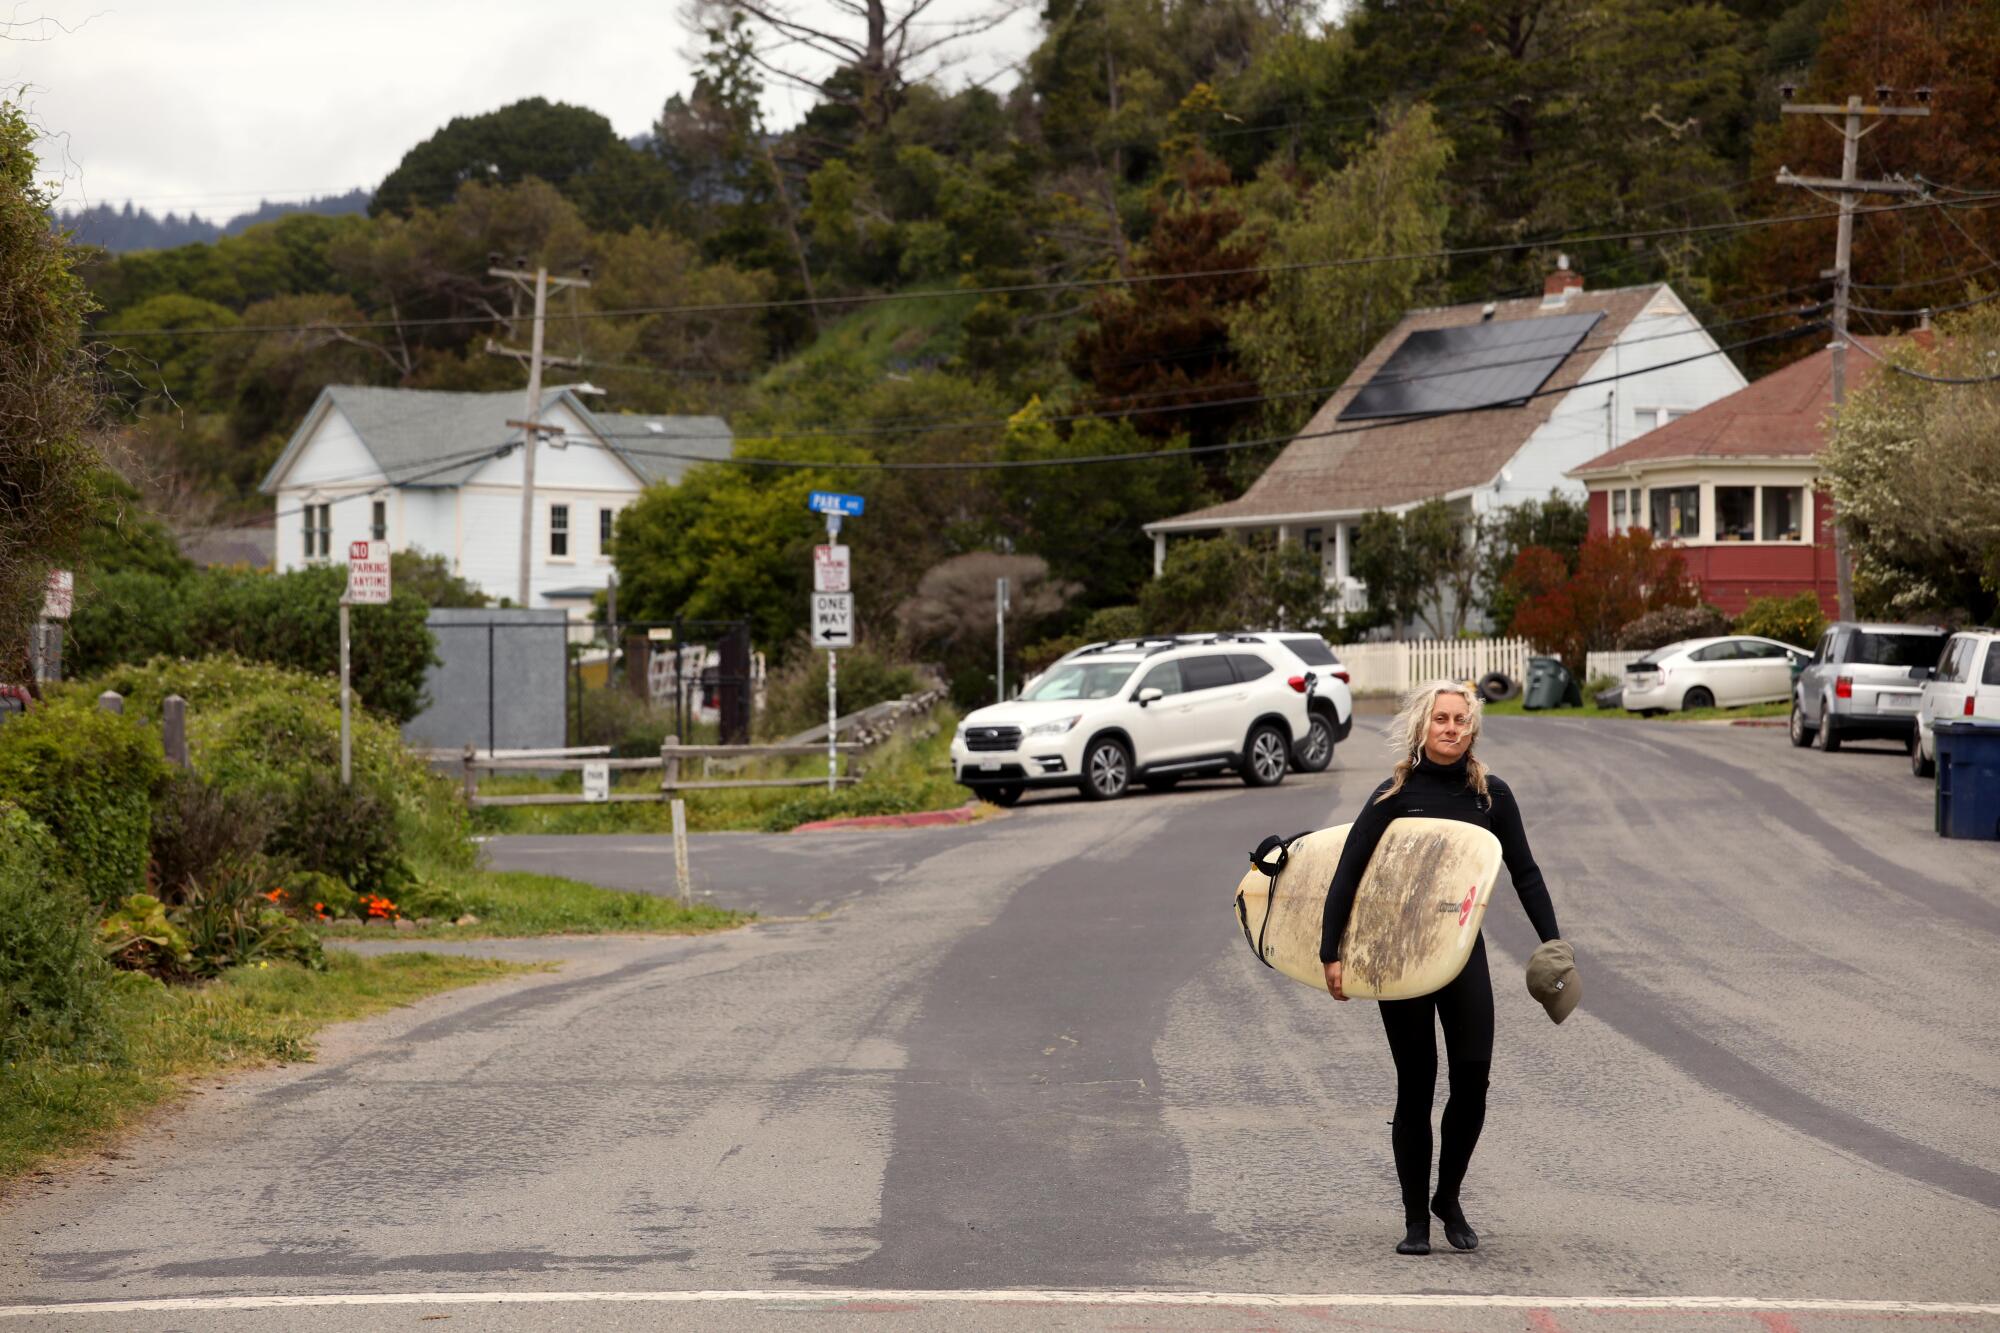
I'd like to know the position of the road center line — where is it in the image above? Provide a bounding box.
[2,1289,1996,1319]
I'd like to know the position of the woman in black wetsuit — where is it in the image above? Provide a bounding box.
[1319,679,1562,1256]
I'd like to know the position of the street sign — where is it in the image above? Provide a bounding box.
[811,592,854,649]
[41,570,73,621]
[808,491,865,517]
[813,544,851,593]
[582,761,610,803]
[345,540,392,605]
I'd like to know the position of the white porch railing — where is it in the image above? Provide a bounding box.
[1327,637,1533,696]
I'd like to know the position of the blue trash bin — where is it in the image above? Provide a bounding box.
[1933,720,2000,841]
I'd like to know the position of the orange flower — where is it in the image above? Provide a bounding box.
[264,888,286,902]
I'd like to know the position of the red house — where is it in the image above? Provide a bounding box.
[1567,338,1899,617]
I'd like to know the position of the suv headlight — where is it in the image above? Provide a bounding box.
[1025,715,1082,737]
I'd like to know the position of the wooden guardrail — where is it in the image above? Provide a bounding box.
[452,687,947,808]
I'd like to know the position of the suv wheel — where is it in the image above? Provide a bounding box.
[1911,731,1935,779]
[1815,702,1843,752]
[1242,723,1290,788]
[1081,737,1132,801]
[984,784,1024,808]
[1789,701,1815,748]
[1293,713,1335,773]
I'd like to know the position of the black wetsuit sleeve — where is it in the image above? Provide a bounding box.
[1488,780,1560,943]
[1320,783,1396,964]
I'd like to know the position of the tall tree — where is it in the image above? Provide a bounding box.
[1,101,98,684]
[1228,103,1452,433]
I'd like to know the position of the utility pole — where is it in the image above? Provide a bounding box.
[488,258,591,607]
[995,576,1009,705]
[1776,89,1930,621]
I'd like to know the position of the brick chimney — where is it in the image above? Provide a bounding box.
[1543,253,1583,305]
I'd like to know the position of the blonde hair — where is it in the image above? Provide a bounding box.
[1375,678,1490,806]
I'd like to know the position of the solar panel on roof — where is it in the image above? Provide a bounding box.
[1337,312,1604,421]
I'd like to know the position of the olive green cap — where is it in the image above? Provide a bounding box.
[1526,939,1580,1024]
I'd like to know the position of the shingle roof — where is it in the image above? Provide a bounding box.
[1148,284,1668,529]
[259,386,732,493]
[1568,337,1892,476]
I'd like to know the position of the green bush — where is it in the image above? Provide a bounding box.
[172,878,324,977]
[76,656,474,874]
[759,642,923,739]
[1615,603,1729,651]
[288,870,357,921]
[1733,592,1827,650]
[758,785,926,832]
[0,804,123,1062]
[0,697,168,905]
[68,565,438,723]
[574,686,676,758]
[267,771,410,894]
[97,893,194,979]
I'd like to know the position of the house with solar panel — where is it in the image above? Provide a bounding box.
[1143,259,1748,628]
[261,385,731,613]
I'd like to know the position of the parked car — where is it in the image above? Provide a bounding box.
[1621,636,1809,714]
[1790,621,1948,751]
[951,635,1312,805]
[1235,631,1355,772]
[1911,629,2000,777]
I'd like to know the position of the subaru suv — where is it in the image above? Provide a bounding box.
[952,636,1312,805]
[1791,621,1948,751]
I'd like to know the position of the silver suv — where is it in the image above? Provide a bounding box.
[1791,621,1948,752]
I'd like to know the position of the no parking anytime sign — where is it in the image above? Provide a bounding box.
[345,541,391,605]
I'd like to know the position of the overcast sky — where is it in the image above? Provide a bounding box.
[7,1,1045,218]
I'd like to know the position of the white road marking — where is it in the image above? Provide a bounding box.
[2,1289,1997,1319]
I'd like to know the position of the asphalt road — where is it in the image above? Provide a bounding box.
[3,716,1996,1332]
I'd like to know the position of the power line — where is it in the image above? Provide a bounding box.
[609,300,1824,447]
[566,321,1827,473]
[86,195,1998,341]
[1846,332,2000,385]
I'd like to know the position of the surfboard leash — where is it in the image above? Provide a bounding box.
[1240,832,1315,969]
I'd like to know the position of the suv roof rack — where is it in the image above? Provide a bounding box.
[1068,632,1257,659]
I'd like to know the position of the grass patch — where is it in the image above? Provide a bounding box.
[0,951,536,1184]
[763,289,967,381]
[1481,697,1790,722]
[321,868,746,940]
[470,710,968,835]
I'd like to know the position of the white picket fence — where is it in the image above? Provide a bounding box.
[1328,637,1532,696]
[1585,650,1648,684]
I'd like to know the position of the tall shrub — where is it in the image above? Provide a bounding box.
[0,699,168,906]
[1734,592,1828,649]
[1508,530,1698,676]
[67,565,437,724]
[0,804,122,1063]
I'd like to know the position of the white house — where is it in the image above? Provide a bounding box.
[260,386,731,613]
[1144,260,1749,621]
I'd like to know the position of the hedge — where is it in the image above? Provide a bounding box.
[66,565,437,724]
[0,803,122,1062]
[0,698,168,906]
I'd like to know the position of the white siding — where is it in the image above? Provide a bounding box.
[1483,291,1748,513]
[282,407,387,489]
[274,486,376,571]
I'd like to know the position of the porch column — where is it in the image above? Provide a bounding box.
[1152,531,1166,578]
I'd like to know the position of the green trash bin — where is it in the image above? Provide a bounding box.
[1523,656,1581,710]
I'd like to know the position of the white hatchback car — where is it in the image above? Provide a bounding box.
[1911,629,2000,777]
[1622,635,1810,713]
[952,636,1313,805]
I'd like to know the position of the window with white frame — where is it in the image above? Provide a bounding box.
[302,503,331,559]
[1611,489,1628,531]
[1649,486,1699,540]
[370,499,387,542]
[1635,407,1693,432]
[1760,486,1804,542]
[599,506,614,554]
[1716,486,1756,541]
[549,504,570,558]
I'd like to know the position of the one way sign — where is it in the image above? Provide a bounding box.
[811,592,854,650]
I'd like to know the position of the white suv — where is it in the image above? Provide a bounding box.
[1911,629,2000,778]
[952,636,1314,805]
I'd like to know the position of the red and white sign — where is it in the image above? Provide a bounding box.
[345,540,392,605]
[813,544,851,593]
[41,570,73,620]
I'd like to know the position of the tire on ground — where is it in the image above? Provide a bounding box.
[1477,672,1518,702]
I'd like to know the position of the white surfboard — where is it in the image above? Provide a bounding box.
[1234,817,1505,999]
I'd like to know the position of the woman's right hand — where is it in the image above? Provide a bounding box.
[1324,960,1346,1001]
